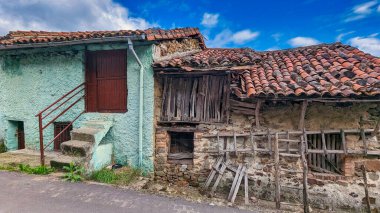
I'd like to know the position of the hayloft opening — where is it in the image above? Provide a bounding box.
[168,131,194,164]
[307,133,343,174]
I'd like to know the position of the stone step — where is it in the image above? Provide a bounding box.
[71,127,102,143]
[82,120,113,129]
[61,140,92,157]
[50,155,85,170]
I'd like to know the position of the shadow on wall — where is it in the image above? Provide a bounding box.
[0,139,6,153]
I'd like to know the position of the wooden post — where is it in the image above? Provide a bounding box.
[217,132,220,155]
[372,117,380,137]
[361,128,367,156]
[233,131,237,156]
[255,99,263,128]
[321,130,327,155]
[274,133,281,209]
[268,129,272,155]
[286,131,290,153]
[250,130,256,157]
[340,129,347,156]
[303,128,308,154]
[244,169,249,205]
[301,134,310,213]
[361,164,371,213]
[298,100,308,130]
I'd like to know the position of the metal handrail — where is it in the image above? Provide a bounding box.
[36,82,85,166]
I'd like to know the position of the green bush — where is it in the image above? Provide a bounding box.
[63,162,84,182]
[90,167,141,185]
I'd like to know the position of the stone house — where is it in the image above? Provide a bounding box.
[0,28,204,172]
[153,44,380,210]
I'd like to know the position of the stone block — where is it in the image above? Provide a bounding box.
[364,160,380,172]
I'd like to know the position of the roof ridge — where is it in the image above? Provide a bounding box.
[258,42,346,54]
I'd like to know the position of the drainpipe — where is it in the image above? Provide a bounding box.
[128,38,144,168]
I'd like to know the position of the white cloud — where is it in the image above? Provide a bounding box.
[344,1,378,22]
[378,5,380,12]
[288,37,320,47]
[349,36,380,56]
[207,29,260,47]
[265,46,280,51]
[231,30,259,44]
[271,33,282,42]
[201,13,219,28]
[353,1,377,14]
[0,0,154,35]
[336,31,355,41]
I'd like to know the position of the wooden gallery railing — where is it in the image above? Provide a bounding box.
[35,83,85,166]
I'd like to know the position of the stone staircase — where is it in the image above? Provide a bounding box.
[50,120,113,173]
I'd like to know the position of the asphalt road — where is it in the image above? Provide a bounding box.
[0,171,252,213]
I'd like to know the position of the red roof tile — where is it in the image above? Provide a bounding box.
[154,43,380,98]
[0,27,205,48]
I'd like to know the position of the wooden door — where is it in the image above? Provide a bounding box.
[86,50,127,112]
[54,122,72,151]
[17,122,25,150]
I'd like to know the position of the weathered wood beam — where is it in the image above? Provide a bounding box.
[298,100,308,130]
[255,99,263,128]
[274,133,281,209]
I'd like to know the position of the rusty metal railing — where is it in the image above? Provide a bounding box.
[36,83,85,166]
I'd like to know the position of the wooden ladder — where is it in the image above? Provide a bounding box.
[274,132,309,212]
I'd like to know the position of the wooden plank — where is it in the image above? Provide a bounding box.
[217,132,220,155]
[286,131,290,153]
[230,166,246,203]
[255,100,263,128]
[361,164,371,213]
[211,161,228,194]
[233,131,237,155]
[268,129,272,155]
[202,129,375,138]
[279,153,301,158]
[274,133,281,209]
[278,139,300,143]
[301,135,310,213]
[228,164,242,200]
[250,130,256,157]
[244,172,249,205]
[203,157,223,189]
[361,128,368,156]
[298,100,308,130]
[341,129,347,156]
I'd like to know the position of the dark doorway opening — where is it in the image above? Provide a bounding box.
[54,122,72,151]
[16,122,25,150]
[168,131,194,164]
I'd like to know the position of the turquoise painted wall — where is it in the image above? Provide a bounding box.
[0,42,155,172]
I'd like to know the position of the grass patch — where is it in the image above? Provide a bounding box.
[90,167,141,185]
[0,163,54,175]
[19,164,54,175]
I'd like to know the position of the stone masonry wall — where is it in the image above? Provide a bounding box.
[154,81,380,210]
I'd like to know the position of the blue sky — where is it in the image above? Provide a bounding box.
[0,0,379,55]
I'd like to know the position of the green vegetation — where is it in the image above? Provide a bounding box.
[90,167,141,185]
[18,164,54,175]
[63,162,84,182]
[0,163,54,175]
